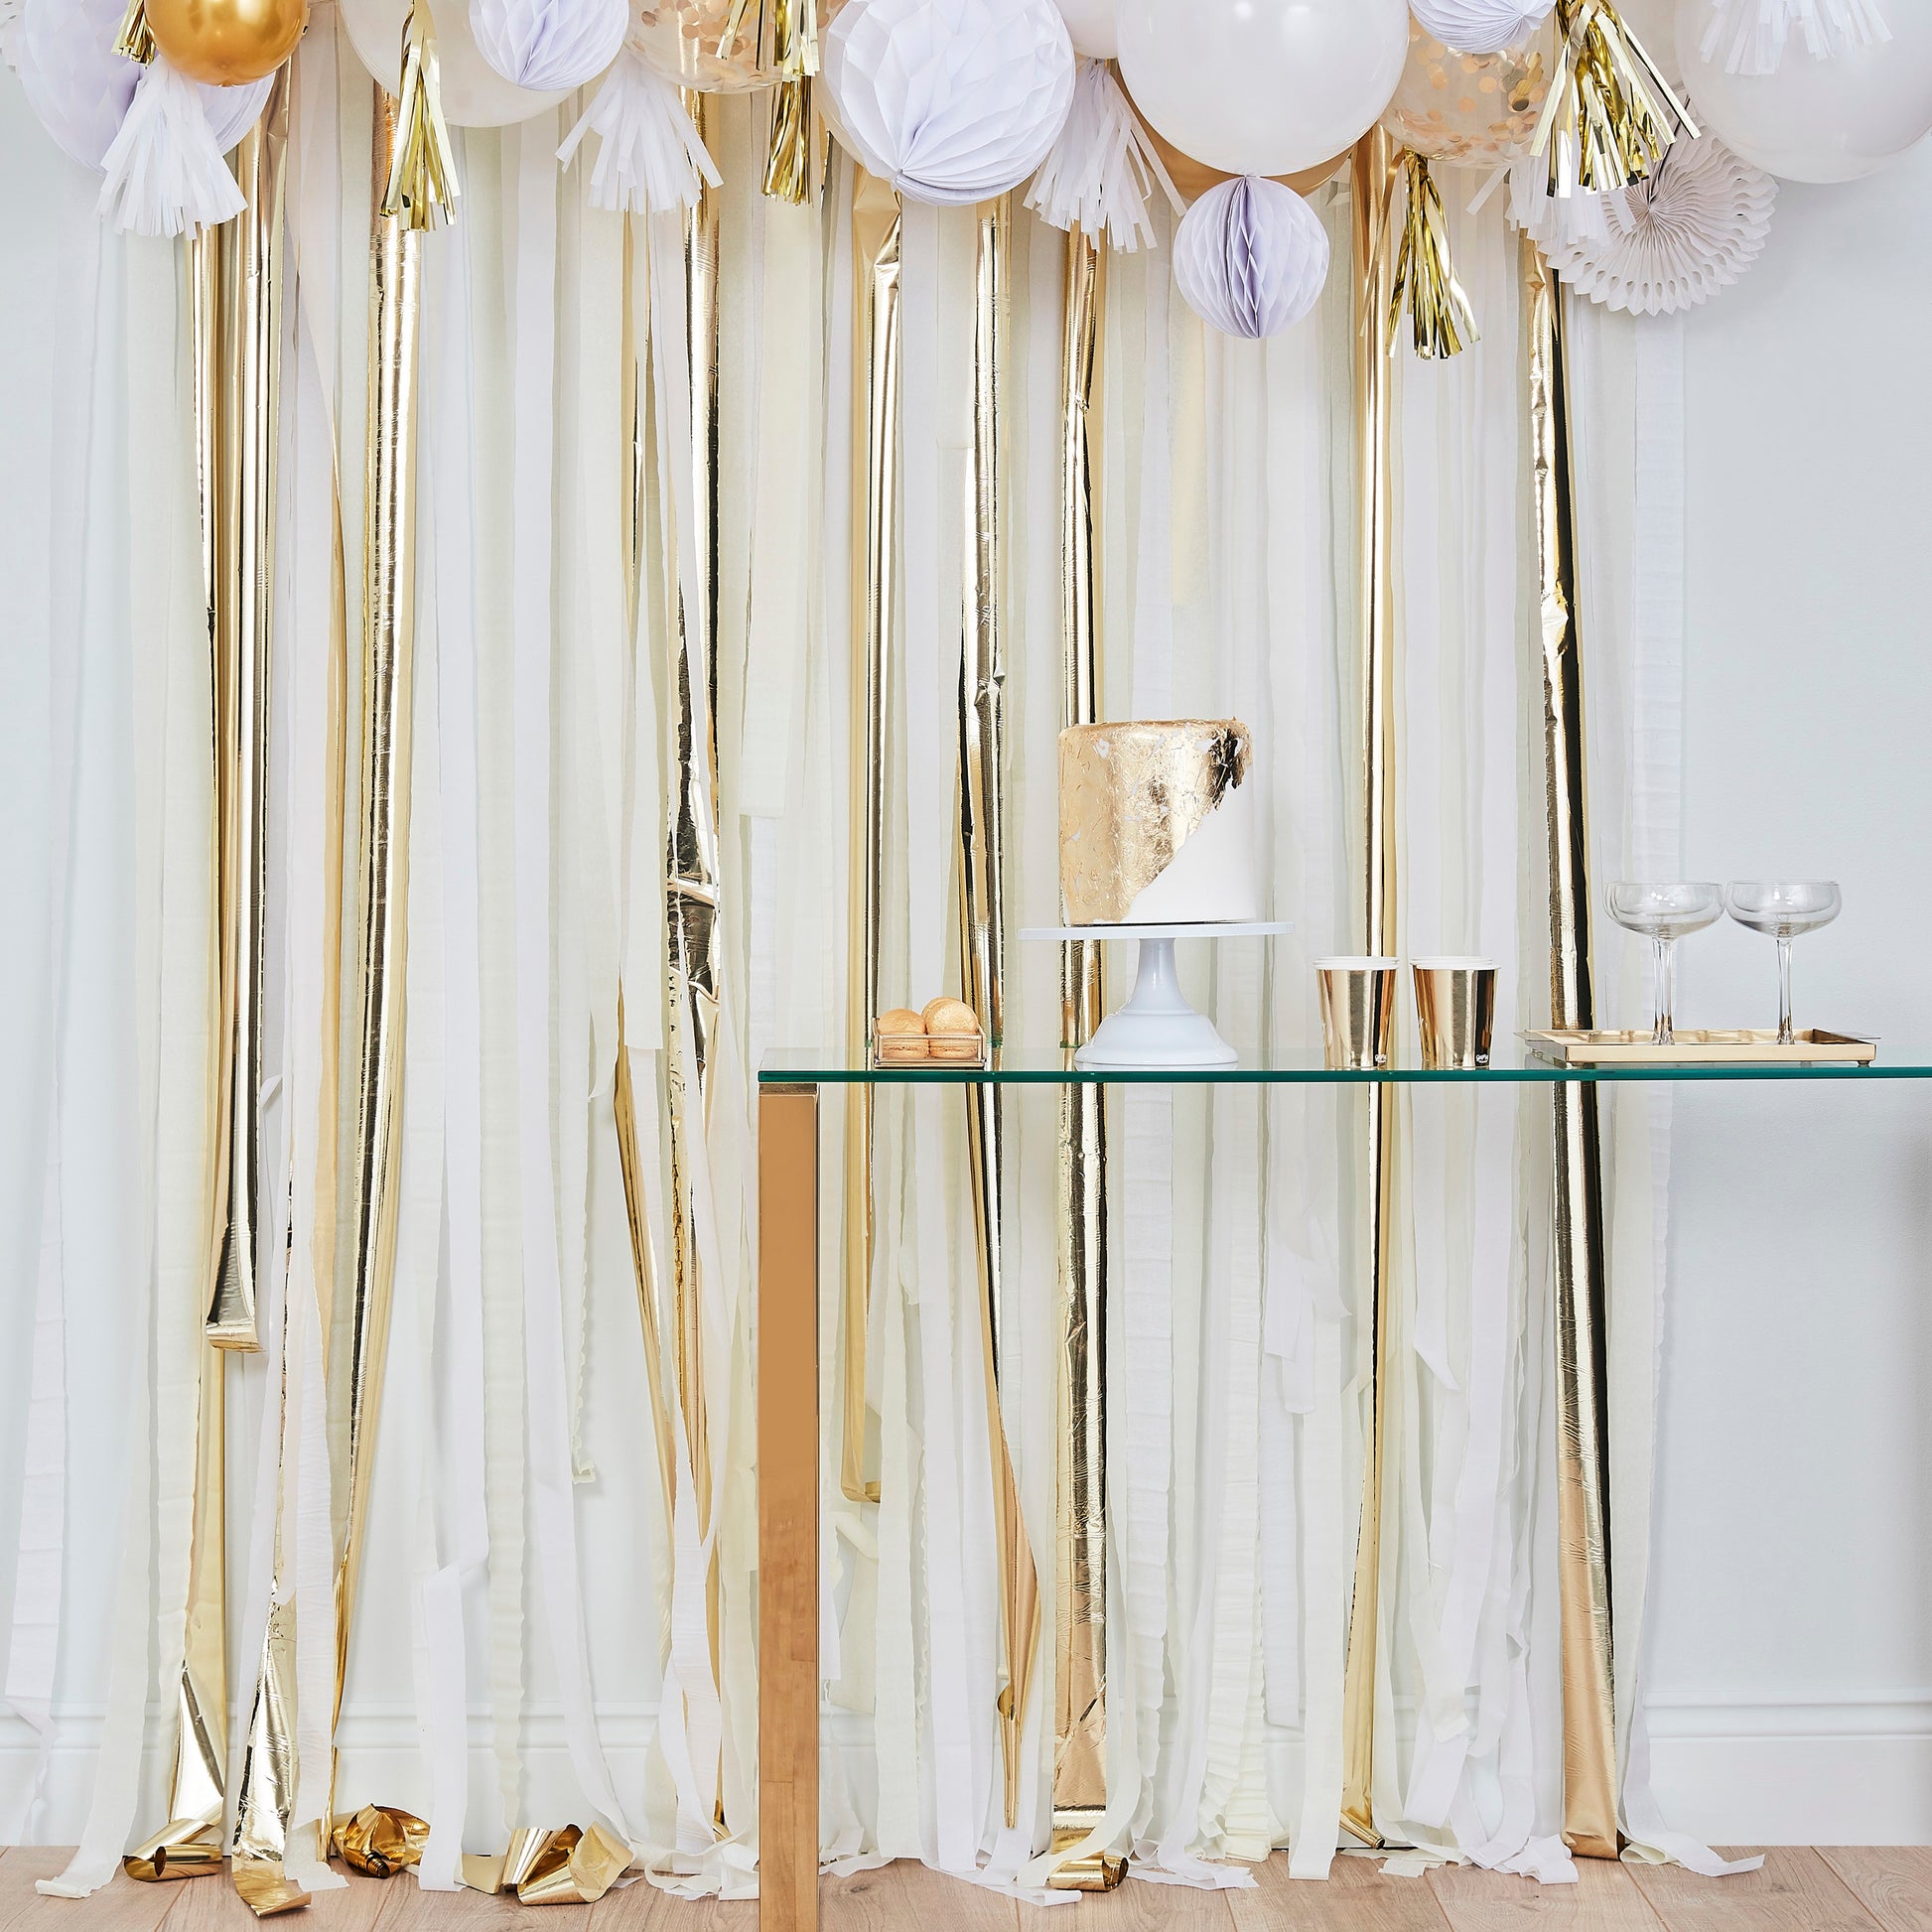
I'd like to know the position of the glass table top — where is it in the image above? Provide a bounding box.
[759,1044,1926,1086]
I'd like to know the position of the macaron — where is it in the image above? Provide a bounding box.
[876,1008,929,1061]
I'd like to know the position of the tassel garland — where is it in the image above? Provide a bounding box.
[380,3,459,231]
[1025,57,1180,254]
[97,57,245,236]
[1531,0,1696,199]
[1700,0,1889,73]
[559,46,721,213]
[759,0,823,202]
[114,0,155,63]
[1388,151,1478,359]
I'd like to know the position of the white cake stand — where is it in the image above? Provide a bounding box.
[1020,922,1294,1069]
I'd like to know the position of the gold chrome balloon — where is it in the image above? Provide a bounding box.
[145,0,308,86]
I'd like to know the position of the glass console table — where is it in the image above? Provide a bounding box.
[752,1048,1925,1932]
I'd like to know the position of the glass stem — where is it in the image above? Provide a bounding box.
[1652,934,1674,1047]
[1777,934,1794,1046]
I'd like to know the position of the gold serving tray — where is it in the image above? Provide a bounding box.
[869,1026,989,1070]
[1523,1028,1876,1067]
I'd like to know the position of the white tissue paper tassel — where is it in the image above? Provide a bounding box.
[1025,55,1179,251]
[559,45,721,213]
[1411,0,1556,55]
[472,0,627,92]
[98,57,248,237]
[1497,153,1614,251]
[1701,0,1889,74]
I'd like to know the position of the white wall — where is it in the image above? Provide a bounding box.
[1640,134,1932,1843]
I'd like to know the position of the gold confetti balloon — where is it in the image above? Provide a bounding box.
[1380,18,1549,168]
[145,0,310,85]
[634,0,821,91]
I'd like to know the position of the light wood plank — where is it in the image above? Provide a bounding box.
[822,1864,1013,1932]
[1624,1848,1878,1932]
[379,1875,589,1932]
[1231,1852,1450,1932]
[589,1874,757,1932]
[0,1850,183,1932]
[1817,1849,1932,1932]
[1016,1871,1234,1930]
[1429,1857,1665,1932]
[167,1868,399,1932]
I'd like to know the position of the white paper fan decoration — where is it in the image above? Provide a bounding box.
[1173,174,1330,340]
[1411,0,1555,55]
[1544,132,1775,313]
[1700,0,1889,74]
[1025,56,1179,251]
[823,0,1076,207]
[472,0,627,91]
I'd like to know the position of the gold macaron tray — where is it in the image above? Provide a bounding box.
[1523,1029,1876,1066]
[871,997,991,1069]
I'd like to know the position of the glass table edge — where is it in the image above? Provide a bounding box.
[758,1056,1925,1087]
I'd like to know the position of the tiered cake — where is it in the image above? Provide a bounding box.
[1058,720,1259,925]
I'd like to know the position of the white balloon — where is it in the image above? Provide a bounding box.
[1410,0,1555,55]
[1172,174,1330,338]
[1055,0,1116,59]
[823,0,1075,207]
[1117,0,1410,177]
[1676,0,1932,179]
[471,0,626,91]
[15,0,271,170]
[342,0,572,127]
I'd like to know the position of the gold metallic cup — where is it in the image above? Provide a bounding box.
[1316,958,1399,1070]
[1412,959,1497,1069]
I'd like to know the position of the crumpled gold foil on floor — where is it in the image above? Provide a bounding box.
[462,1826,632,1905]
[331,1805,430,1878]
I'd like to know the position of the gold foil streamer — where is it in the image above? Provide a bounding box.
[380,3,460,233]
[231,1857,312,1916]
[1532,0,1695,200]
[842,167,899,1507]
[1056,721,1253,925]
[1339,126,1400,1853]
[207,83,288,1351]
[115,0,158,62]
[664,90,724,1558]
[1049,227,1121,1892]
[1388,151,1477,362]
[331,1805,429,1876]
[1523,234,1619,1861]
[462,1826,631,1904]
[958,195,1038,1832]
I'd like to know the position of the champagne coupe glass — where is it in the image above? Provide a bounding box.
[1724,882,1842,1046]
[1607,883,1724,1046]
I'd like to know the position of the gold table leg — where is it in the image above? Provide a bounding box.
[759,1083,821,1932]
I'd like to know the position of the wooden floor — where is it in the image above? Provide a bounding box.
[3,1849,1931,1932]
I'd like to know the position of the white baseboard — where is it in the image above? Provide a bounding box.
[7,1698,1930,1848]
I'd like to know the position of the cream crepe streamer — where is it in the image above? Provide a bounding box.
[43,230,216,1900]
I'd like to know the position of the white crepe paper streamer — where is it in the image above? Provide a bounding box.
[472,0,626,91]
[1545,135,1775,316]
[1411,0,1555,54]
[823,0,1076,207]
[1024,56,1179,252]
[1700,0,1889,72]
[559,45,721,212]
[98,58,252,237]
[1173,176,1330,341]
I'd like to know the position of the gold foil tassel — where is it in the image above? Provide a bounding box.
[1523,234,1619,1860]
[761,79,824,207]
[381,2,460,233]
[1534,0,1696,199]
[1388,150,1477,362]
[1048,227,1121,1892]
[842,167,900,1507]
[1339,126,1401,1853]
[114,0,156,63]
[958,195,1039,1833]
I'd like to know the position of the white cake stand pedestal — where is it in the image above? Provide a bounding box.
[1020,922,1294,1070]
